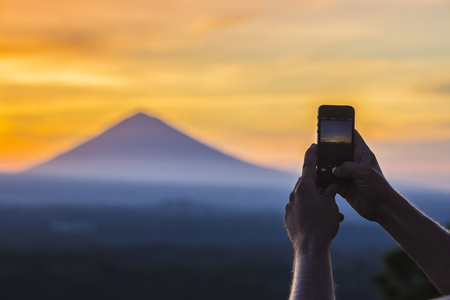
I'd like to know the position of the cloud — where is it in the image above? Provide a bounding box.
[0,0,449,183]
[190,14,254,33]
[371,139,450,191]
[0,66,124,87]
[430,83,450,95]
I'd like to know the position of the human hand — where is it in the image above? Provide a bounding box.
[333,130,399,222]
[285,144,343,252]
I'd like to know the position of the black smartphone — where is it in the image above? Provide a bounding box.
[317,105,355,187]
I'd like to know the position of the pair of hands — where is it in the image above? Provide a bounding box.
[285,130,397,251]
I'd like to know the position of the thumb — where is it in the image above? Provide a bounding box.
[333,161,367,180]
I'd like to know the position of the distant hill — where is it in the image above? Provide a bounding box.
[25,112,294,185]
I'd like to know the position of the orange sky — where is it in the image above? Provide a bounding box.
[0,0,449,190]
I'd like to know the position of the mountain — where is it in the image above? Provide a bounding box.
[25,112,294,185]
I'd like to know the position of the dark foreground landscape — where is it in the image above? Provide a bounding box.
[0,175,448,299]
[0,205,391,300]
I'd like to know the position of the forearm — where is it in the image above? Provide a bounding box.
[377,193,450,294]
[290,244,335,300]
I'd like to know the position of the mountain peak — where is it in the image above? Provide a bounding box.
[120,111,161,125]
[106,111,171,138]
[26,112,292,185]
[126,111,155,121]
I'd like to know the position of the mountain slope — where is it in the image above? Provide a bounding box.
[25,113,293,185]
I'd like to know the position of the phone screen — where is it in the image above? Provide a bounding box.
[317,105,355,187]
[320,120,353,144]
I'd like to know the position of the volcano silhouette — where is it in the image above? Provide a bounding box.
[25,112,292,185]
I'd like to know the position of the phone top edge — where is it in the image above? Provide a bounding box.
[318,106,355,119]
[318,104,354,111]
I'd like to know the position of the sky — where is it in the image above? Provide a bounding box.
[0,0,449,190]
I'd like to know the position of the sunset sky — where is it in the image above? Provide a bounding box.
[0,0,449,190]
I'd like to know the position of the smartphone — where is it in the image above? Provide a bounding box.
[317,105,355,187]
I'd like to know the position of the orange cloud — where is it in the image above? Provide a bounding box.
[0,0,449,191]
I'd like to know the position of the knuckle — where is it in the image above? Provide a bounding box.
[285,203,291,211]
[362,149,377,164]
[289,191,296,202]
[367,150,377,164]
[284,203,291,222]
[360,164,376,179]
[298,180,312,194]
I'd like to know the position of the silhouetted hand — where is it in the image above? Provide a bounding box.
[334,130,450,295]
[285,144,343,251]
[333,130,399,222]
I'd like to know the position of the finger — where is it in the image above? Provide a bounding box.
[301,144,317,186]
[333,161,370,180]
[353,129,370,162]
[289,177,302,203]
[322,183,338,204]
[353,130,382,173]
[284,201,296,227]
[318,185,325,195]
[285,203,291,221]
[289,190,295,204]
[336,184,350,199]
[293,177,302,192]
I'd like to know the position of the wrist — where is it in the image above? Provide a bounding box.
[290,237,335,300]
[375,189,407,227]
[294,235,331,257]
